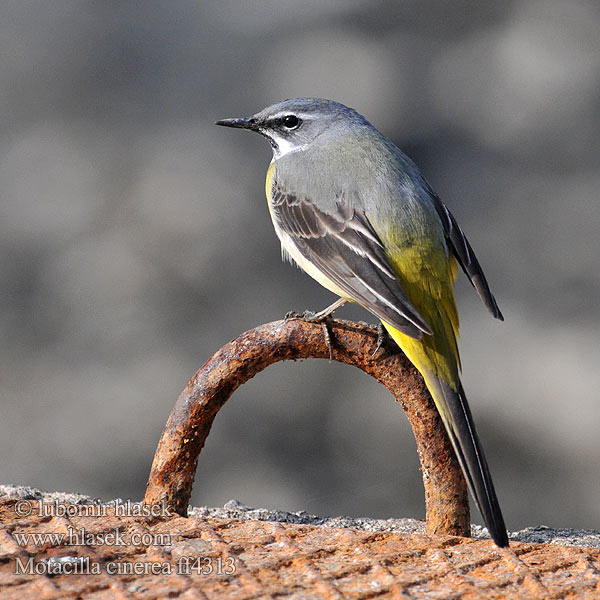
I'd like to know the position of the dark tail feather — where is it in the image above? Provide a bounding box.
[435,377,508,547]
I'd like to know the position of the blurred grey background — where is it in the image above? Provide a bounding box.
[1,0,599,533]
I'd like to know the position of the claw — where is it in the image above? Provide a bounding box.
[371,323,388,358]
[285,298,348,361]
[321,320,334,361]
[299,310,320,323]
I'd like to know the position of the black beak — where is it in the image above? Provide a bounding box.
[215,117,258,131]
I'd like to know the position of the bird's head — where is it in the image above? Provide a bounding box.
[216,97,367,159]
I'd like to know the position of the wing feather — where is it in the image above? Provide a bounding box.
[270,185,433,338]
[431,195,503,321]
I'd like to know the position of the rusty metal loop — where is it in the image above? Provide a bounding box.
[143,318,470,538]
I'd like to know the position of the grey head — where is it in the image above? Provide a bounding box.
[216,98,371,159]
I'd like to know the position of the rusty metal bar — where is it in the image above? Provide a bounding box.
[143,318,470,538]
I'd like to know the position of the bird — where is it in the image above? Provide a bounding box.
[216,97,508,547]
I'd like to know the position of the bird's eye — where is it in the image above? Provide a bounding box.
[282,115,300,129]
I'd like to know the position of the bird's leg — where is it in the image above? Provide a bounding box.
[305,298,348,322]
[285,298,347,322]
[285,298,347,360]
[371,322,390,358]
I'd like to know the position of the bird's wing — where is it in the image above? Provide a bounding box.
[270,185,433,338]
[431,195,503,321]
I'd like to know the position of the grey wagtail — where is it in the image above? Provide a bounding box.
[216,98,508,547]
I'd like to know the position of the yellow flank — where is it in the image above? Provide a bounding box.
[266,162,276,200]
[382,248,461,393]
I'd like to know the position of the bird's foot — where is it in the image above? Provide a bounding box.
[285,309,322,322]
[285,310,303,321]
[284,299,347,361]
[371,323,390,358]
[285,310,323,323]
[285,310,335,360]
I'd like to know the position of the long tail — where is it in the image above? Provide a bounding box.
[384,323,509,547]
[423,372,508,547]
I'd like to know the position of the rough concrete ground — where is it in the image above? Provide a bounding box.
[1,485,599,599]
[2,486,599,549]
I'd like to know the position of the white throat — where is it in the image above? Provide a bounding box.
[271,136,305,160]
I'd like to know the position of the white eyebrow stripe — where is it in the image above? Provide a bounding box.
[268,111,311,121]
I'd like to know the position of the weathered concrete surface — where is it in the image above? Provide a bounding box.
[0,486,599,598]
